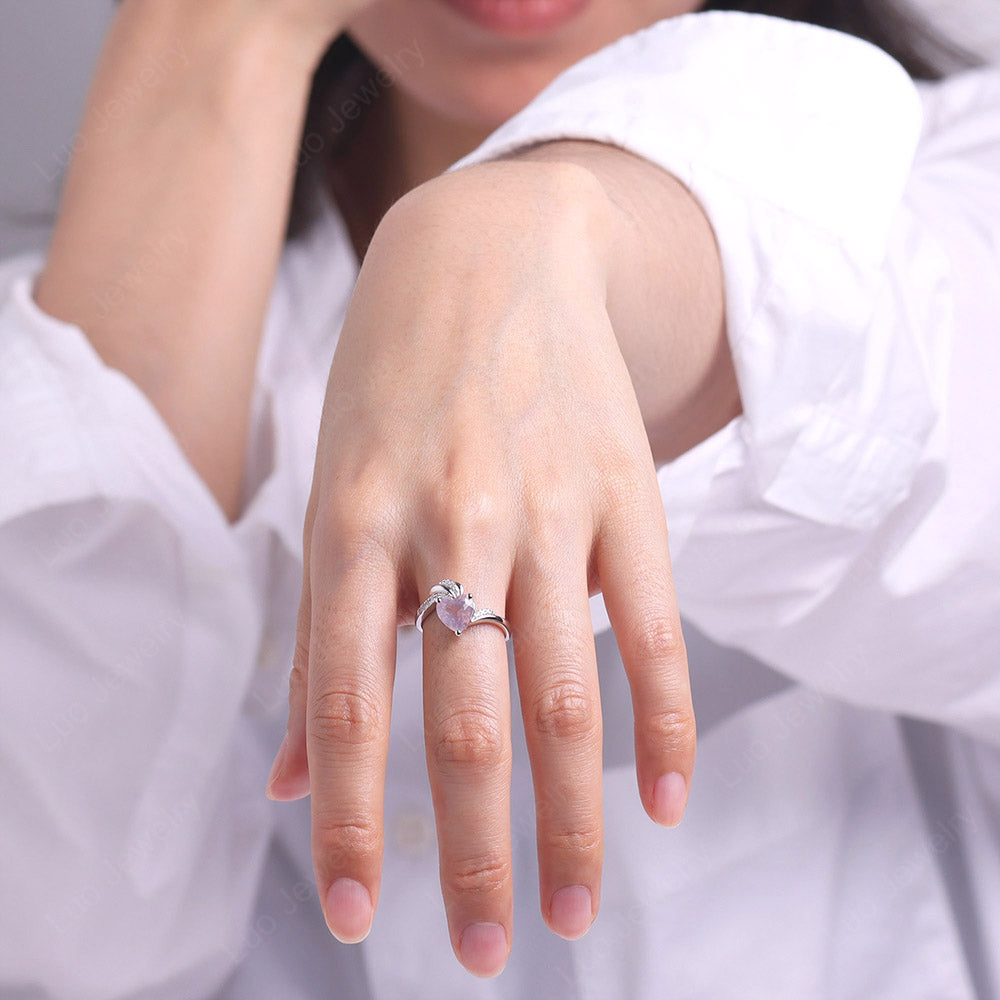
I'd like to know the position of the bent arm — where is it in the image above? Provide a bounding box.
[32,0,331,518]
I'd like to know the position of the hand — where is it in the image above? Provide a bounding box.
[266,161,697,977]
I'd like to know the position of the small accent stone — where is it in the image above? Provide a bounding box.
[436,594,475,633]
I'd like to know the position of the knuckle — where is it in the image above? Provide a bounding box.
[431,707,507,773]
[309,687,382,751]
[429,483,508,553]
[544,823,603,857]
[314,817,381,868]
[645,706,697,754]
[630,615,686,668]
[447,853,512,899]
[531,679,599,742]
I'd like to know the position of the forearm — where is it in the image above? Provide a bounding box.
[34,1,331,517]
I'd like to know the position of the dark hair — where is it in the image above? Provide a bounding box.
[288,0,974,239]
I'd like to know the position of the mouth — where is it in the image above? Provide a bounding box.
[437,0,591,36]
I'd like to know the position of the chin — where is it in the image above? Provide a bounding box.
[347,0,694,131]
[385,55,579,133]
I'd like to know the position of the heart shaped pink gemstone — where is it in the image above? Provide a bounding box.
[436,594,475,633]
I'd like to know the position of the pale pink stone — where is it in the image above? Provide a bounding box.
[436,594,475,633]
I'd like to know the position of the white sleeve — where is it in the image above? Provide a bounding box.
[0,255,271,998]
[449,13,1000,743]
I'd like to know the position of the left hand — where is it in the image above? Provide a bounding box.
[266,160,696,977]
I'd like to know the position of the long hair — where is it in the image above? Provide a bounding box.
[287,0,975,239]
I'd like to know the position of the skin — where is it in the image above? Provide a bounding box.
[348,0,701,138]
[35,0,739,980]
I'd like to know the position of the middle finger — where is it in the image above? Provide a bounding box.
[419,567,515,979]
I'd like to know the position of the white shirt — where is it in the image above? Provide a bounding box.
[1,11,998,1000]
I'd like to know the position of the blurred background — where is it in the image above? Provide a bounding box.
[2,0,998,257]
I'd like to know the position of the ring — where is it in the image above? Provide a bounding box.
[415,580,510,641]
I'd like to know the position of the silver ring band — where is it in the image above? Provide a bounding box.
[415,579,510,641]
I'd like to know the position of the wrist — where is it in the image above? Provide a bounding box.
[374,159,614,299]
[117,0,336,79]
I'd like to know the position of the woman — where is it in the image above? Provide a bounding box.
[1,0,997,995]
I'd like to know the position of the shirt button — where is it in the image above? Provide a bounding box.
[390,807,435,858]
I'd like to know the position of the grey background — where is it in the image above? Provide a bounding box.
[1,0,998,257]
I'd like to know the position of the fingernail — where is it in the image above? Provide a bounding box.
[549,885,593,939]
[264,733,289,799]
[324,878,373,943]
[459,921,508,977]
[652,772,688,827]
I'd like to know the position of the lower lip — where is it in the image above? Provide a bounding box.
[439,0,590,35]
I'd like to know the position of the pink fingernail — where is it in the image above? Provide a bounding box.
[459,922,508,977]
[549,885,594,939]
[652,772,688,827]
[324,878,373,943]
